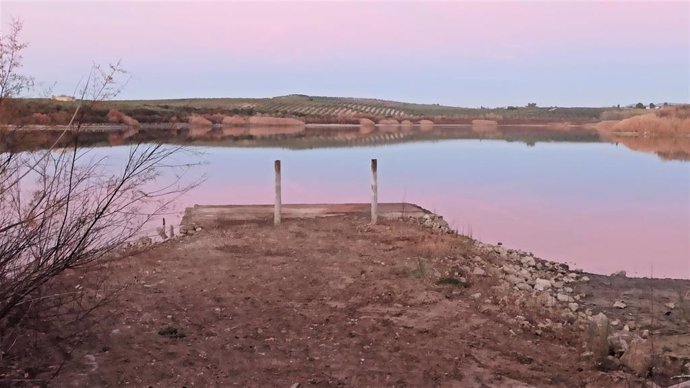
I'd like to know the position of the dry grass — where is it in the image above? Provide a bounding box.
[599,106,690,136]
[610,114,690,135]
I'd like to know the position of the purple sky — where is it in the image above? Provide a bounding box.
[1,1,689,106]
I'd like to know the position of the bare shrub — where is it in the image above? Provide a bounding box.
[0,19,34,105]
[0,21,199,366]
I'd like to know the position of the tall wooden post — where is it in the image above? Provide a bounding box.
[274,160,282,225]
[371,158,378,224]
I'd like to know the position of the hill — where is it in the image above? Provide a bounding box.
[2,95,622,126]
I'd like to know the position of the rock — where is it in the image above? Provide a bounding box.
[586,313,610,361]
[472,256,484,263]
[620,339,655,376]
[470,292,482,299]
[83,354,98,372]
[502,265,517,275]
[536,293,557,307]
[626,321,637,331]
[516,282,532,291]
[608,332,631,356]
[568,302,579,312]
[682,362,690,374]
[520,256,536,267]
[613,300,627,309]
[291,384,301,388]
[611,270,627,278]
[556,293,573,303]
[534,278,552,291]
[518,268,532,280]
[665,302,676,310]
[580,276,590,282]
[641,329,649,339]
[472,267,486,276]
[505,274,523,285]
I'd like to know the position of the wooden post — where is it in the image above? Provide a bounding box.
[371,158,378,224]
[274,160,281,225]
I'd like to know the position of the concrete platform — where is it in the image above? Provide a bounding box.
[181,203,430,229]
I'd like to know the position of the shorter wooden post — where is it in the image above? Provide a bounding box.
[274,160,281,225]
[371,158,378,224]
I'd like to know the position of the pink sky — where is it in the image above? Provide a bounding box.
[1,1,689,105]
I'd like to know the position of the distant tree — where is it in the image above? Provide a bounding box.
[527,102,537,108]
[635,102,645,109]
[663,102,669,107]
[649,103,656,109]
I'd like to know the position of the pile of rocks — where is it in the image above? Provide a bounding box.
[587,312,665,376]
[179,223,203,236]
[416,213,454,234]
[474,242,592,318]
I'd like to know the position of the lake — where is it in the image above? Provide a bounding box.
[38,125,689,279]
[94,126,685,279]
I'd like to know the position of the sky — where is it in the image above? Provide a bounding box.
[1,1,689,107]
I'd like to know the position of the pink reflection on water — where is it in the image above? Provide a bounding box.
[417,192,689,279]
[158,141,689,279]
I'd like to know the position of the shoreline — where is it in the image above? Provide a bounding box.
[9,203,688,386]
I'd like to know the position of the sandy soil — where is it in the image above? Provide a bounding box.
[3,216,688,387]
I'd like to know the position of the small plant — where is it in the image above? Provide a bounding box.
[410,258,428,278]
[158,325,186,339]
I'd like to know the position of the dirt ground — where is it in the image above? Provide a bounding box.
[3,216,689,387]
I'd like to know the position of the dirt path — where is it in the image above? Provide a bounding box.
[6,216,688,387]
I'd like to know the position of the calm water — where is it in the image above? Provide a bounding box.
[104,136,690,279]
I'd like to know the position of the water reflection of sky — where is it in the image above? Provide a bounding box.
[104,139,690,279]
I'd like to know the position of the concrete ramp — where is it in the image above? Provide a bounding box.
[181,203,429,229]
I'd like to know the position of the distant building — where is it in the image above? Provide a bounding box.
[51,95,75,102]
